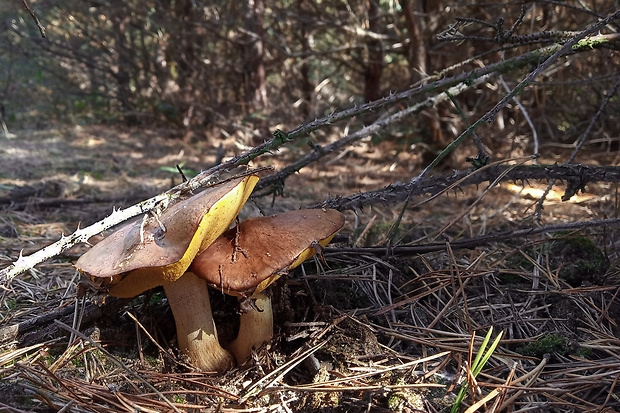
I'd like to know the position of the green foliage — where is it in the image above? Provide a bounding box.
[2,299,19,311]
[387,384,424,412]
[517,333,579,358]
[352,220,421,247]
[70,357,85,368]
[158,163,199,179]
[451,327,503,413]
[504,233,607,287]
[353,221,392,246]
[465,153,490,169]
[148,291,166,306]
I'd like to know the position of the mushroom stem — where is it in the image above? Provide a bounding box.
[163,271,234,372]
[227,292,273,364]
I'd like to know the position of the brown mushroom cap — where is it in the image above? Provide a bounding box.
[75,175,258,297]
[190,209,345,296]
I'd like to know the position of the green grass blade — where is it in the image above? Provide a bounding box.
[450,328,503,413]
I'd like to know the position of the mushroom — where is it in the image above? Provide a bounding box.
[75,175,258,372]
[190,208,345,364]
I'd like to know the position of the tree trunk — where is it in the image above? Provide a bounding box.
[364,0,383,102]
[244,0,268,111]
[174,0,197,128]
[399,0,427,80]
[110,11,135,124]
[298,0,314,118]
[400,0,444,144]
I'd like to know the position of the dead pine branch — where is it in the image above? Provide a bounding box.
[258,32,620,196]
[0,168,267,286]
[330,216,620,256]
[314,163,620,211]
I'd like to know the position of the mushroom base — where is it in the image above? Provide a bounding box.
[164,271,234,372]
[227,292,273,365]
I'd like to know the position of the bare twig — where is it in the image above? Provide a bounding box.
[444,90,487,162]
[21,0,46,38]
[313,164,620,211]
[0,168,266,285]
[327,217,620,256]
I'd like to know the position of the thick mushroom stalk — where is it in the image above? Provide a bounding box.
[163,272,234,372]
[226,292,273,364]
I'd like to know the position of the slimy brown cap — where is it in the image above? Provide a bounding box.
[190,209,345,296]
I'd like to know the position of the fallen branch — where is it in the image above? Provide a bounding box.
[0,168,265,285]
[255,74,492,195]
[327,217,620,256]
[256,32,620,196]
[312,164,620,211]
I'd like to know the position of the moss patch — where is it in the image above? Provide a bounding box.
[550,233,608,286]
[518,333,578,358]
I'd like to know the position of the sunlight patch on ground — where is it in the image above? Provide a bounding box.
[2,147,32,158]
[503,183,598,203]
[83,137,106,147]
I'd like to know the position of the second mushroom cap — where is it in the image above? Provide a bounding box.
[190,208,345,296]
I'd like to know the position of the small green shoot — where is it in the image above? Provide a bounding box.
[158,163,199,179]
[451,327,503,413]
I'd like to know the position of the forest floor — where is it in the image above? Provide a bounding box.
[1,125,620,412]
